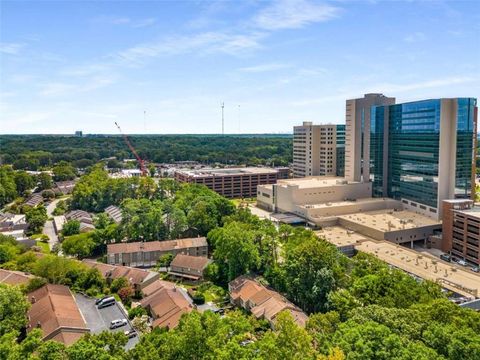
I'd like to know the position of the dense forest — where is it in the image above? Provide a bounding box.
[0,135,292,169]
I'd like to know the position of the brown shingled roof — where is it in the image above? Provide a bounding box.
[229,276,308,328]
[170,254,211,272]
[107,237,207,254]
[27,284,89,345]
[140,285,193,330]
[82,259,158,287]
[0,269,34,286]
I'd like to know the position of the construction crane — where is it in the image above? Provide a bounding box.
[114,122,147,176]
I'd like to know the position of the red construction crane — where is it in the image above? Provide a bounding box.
[114,122,147,176]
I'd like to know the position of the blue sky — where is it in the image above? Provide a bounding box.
[1,0,479,134]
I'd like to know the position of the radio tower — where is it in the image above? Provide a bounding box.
[221,102,225,135]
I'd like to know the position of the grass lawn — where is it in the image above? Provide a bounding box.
[231,198,256,207]
[198,283,227,303]
[35,240,50,253]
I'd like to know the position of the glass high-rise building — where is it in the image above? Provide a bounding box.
[370,98,477,219]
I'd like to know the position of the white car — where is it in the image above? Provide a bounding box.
[110,319,127,329]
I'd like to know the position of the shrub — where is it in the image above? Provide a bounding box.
[128,306,147,320]
[192,293,205,305]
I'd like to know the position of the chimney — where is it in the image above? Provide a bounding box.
[30,296,36,304]
[36,321,41,328]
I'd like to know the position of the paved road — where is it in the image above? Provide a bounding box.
[75,294,139,350]
[43,198,63,251]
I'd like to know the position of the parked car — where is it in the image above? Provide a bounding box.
[97,296,116,309]
[458,260,467,266]
[110,319,127,329]
[440,254,451,262]
[471,266,480,273]
[95,296,109,305]
[124,329,137,338]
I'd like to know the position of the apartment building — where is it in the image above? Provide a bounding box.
[293,122,345,178]
[174,167,288,198]
[27,284,89,345]
[229,275,308,328]
[344,94,396,183]
[442,199,480,265]
[107,237,208,267]
[370,98,477,219]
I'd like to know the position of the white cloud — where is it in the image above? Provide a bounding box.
[253,0,339,30]
[114,31,263,65]
[93,16,156,28]
[292,76,477,106]
[0,42,25,55]
[404,32,427,43]
[239,63,291,73]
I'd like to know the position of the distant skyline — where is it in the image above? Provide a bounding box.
[1,0,479,134]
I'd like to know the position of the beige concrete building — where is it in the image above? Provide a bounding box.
[355,240,480,299]
[293,122,345,178]
[344,93,395,183]
[337,209,441,247]
[257,176,398,226]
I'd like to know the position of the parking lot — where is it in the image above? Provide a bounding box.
[75,294,139,350]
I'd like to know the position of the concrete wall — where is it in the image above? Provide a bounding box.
[275,181,372,212]
[301,198,401,222]
[437,99,458,220]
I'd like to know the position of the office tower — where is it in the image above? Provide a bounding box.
[293,122,345,178]
[370,98,477,219]
[345,94,396,182]
[336,124,346,177]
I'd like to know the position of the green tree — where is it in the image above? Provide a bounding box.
[53,161,76,181]
[37,172,53,191]
[210,222,260,282]
[62,233,95,259]
[62,219,81,236]
[14,171,35,196]
[0,284,30,336]
[25,205,48,234]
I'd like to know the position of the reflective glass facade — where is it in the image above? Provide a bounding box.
[370,98,476,209]
[336,124,346,177]
[370,106,385,197]
[455,98,476,198]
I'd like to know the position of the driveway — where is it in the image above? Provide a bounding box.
[75,294,139,350]
[43,220,58,251]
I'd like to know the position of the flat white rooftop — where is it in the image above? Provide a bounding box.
[176,167,278,177]
[356,240,480,299]
[316,226,374,247]
[275,176,359,189]
[339,209,440,231]
[300,197,389,210]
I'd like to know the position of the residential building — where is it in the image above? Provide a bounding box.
[174,167,289,198]
[139,280,193,329]
[53,180,76,195]
[82,259,159,291]
[106,237,208,267]
[0,269,35,286]
[345,93,396,183]
[168,254,212,281]
[24,193,44,207]
[293,122,345,178]
[27,284,89,345]
[65,210,95,232]
[442,199,479,265]
[105,205,123,224]
[370,98,477,219]
[229,276,308,328]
